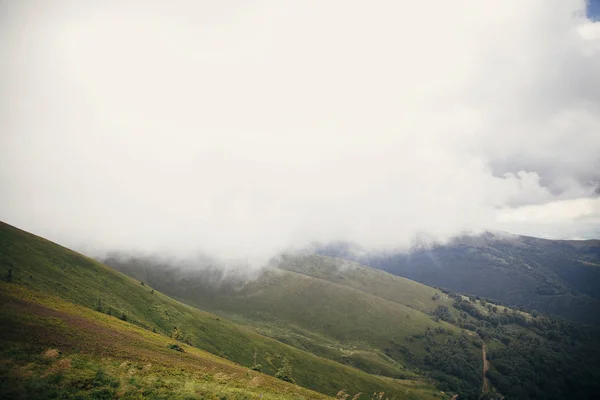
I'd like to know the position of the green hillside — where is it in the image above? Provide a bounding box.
[104,253,484,397]
[0,282,329,400]
[275,254,454,313]
[317,234,600,324]
[105,250,600,400]
[104,253,461,344]
[0,221,443,400]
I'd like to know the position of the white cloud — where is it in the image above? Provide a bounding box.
[495,197,600,239]
[497,197,600,223]
[1,0,599,263]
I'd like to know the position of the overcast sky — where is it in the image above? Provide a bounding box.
[1,0,600,263]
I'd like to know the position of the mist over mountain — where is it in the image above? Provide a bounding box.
[3,1,600,399]
[315,232,600,324]
[100,230,600,326]
[99,232,600,399]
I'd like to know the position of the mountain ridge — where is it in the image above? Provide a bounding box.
[314,232,600,324]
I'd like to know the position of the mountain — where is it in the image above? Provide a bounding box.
[3,220,600,400]
[104,254,478,387]
[0,221,442,400]
[316,233,600,325]
[104,250,600,400]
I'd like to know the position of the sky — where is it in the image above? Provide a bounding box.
[1,1,600,264]
[589,0,600,20]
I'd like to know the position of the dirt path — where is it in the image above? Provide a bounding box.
[481,343,489,393]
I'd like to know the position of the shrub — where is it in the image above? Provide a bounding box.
[275,357,295,383]
[167,343,184,352]
[183,334,194,346]
[171,327,182,341]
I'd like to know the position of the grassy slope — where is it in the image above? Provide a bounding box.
[104,253,480,384]
[200,267,458,344]
[333,234,600,324]
[0,221,442,400]
[275,254,454,313]
[0,282,329,400]
[105,248,600,400]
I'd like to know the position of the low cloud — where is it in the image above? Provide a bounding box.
[1,1,599,265]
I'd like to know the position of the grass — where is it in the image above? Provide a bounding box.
[0,221,444,400]
[276,254,455,313]
[103,251,477,385]
[0,283,329,400]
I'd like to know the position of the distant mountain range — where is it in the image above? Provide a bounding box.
[316,232,600,325]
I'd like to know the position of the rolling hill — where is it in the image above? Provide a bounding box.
[103,249,600,399]
[0,221,443,400]
[103,253,482,393]
[316,233,600,325]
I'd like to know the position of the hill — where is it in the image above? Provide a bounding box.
[104,251,600,399]
[316,233,600,325]
[0,221,442,400]
[104,253,485,397]
[0,282,330,400]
